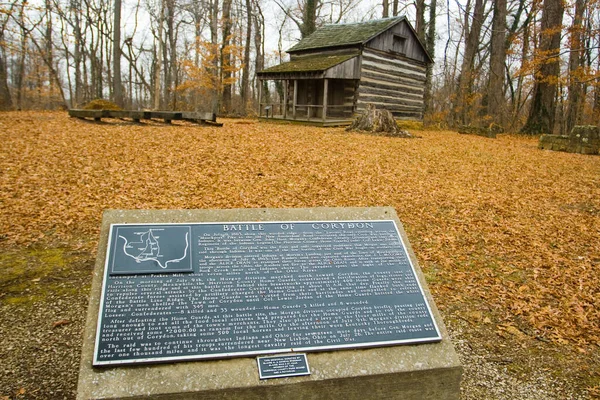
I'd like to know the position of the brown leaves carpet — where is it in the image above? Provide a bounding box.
[0,112,598,398]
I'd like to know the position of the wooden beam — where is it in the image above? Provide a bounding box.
[258,81,263,117]
[293,80,298,119]
[181,112,217,122]
[150,111,183,123]
[68,109,105,119]
[323,79,329,121]
[283,80,288,119]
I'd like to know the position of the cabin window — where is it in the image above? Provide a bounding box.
[392,34,407,55]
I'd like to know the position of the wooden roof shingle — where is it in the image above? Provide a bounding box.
[258,54,357,75]
[287,16,405,53]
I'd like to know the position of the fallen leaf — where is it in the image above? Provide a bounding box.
[1,111,599,346]
[52,319,71,329]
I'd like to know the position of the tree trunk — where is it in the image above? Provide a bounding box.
[423,0,436,120]
[520,0,564,135]
[17,1,27,109]
[45,0,54,108]
[165,0,177,109]
[241,0,252,113]
[453,0,485,126]
[209,0,219,114]
[301,0,317,38]
[72,0,83,106]
[253,0,265,107]
[594,76,600,123]
[382,0,389,18]
[0,49,12,110]
[505,0,529,128]
[565,0,585,134]
[154,0,164,110]
[415,0,425,42]
[221,0,233,114]
[112,0,123,107]
[0,6,12,110]
[483,0,506,124]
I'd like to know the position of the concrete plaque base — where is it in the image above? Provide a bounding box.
[77,207,462,400]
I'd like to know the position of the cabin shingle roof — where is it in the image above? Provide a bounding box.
[258,54,357,75]
[287,16,405,53]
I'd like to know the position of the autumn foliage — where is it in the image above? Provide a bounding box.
[0,111,599,349]
[177,38,244,112]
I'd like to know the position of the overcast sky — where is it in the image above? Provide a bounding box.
[261,0,458,73]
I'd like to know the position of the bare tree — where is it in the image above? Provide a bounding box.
[565,0,585,134]
[392,0,399,16]
[0,1,16,110]
[453,0,487,126]
[520,0,564,134]
[241,0,252,112]
[153,0,164,109]
[302,0,318,37]
[16,0,28,109]
[45,0,54,107]
[221,0,233,113]
[113,0,124,106]
[424,0,436,119]
[71,0,84,106]
[482,0,506,124]
[415,0,426,41]
[253,0,266,105]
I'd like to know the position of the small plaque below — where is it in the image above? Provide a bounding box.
[257,354,310,379]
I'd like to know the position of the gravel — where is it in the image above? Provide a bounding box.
[0,282,592,399]
[447,318,589,400]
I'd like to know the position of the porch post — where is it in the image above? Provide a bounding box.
[323,78,329,121]
[258,80,262,117]
[283,80,288,119]
[293,80,298,119]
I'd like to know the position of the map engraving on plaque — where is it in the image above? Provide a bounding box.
[94,220,442,366]
[110,225,192,275]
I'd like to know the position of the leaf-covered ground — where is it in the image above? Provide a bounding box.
[1,111,599,398]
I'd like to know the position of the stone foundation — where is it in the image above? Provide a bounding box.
[457,124,502,138]
[76,207,462,400]
[539,125,600,155]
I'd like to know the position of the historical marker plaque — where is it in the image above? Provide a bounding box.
[257,354,310,379]
[94,220,441,366]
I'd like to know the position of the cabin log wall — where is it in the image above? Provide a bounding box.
[356,48,427,120]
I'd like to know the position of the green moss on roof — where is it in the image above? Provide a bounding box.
[259,54,356,75]
[288,17,405,53]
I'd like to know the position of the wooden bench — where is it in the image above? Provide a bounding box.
[68,109,220,125]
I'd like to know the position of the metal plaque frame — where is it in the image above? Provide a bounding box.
[94,220,441,366]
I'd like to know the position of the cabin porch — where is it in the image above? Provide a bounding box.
[256,53,361,125]
[257,77,357,125]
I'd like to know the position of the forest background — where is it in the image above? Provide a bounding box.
[0,0,599,134]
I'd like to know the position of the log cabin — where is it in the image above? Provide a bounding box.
[257,16,432,126]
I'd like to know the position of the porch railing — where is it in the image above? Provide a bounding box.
[259,103,354,120]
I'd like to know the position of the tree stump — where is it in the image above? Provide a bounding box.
[346,104,412,138]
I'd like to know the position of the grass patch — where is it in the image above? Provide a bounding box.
[0,247,89,305]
